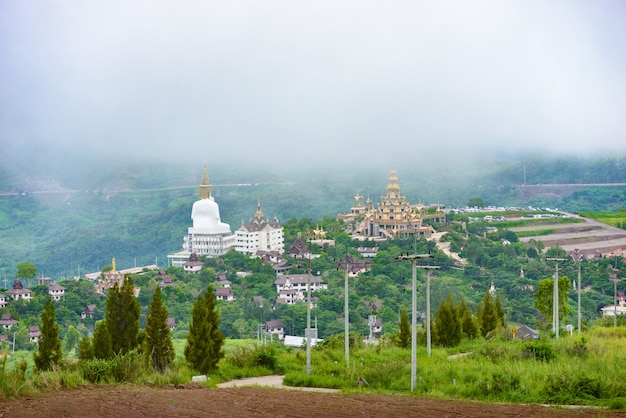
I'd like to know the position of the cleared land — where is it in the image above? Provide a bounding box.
[2,383,626,418]
[512,215,626,257]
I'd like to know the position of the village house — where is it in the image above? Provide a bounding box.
[81,304,96,319]
[264,319,285,341]
[48,283,65,301]
[183,252,204,273]
[601,291,626,317]
[29,325,41,344]
[337,254,373,277]
[0,293,6,309]
[0,314,18,330]
[156,270,178,289]
[167,317,176,331]
[274,273,327,305]
[213,274,232,289]
[7,280,32,301]
[215,287,235,302]
[357,246,379,258]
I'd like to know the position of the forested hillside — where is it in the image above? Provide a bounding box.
[0,154,625,279]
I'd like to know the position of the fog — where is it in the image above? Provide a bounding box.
[2,1,626,172]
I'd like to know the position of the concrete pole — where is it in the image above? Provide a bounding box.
[547,258,565,339]
[395,252,432,391]
[344,256,350,368]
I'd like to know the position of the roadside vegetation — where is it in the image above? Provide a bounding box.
[3,324,626,409]
[580,211,626,229]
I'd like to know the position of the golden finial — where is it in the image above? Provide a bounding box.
[198,161,212,199]
[112,257,116,272]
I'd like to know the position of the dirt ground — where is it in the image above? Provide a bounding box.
[2,379,626,418]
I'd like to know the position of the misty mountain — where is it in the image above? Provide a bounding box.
[0,154,625,279]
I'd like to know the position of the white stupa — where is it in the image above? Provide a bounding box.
[168,163,236,266]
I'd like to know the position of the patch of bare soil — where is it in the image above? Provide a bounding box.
[1,385,625,418]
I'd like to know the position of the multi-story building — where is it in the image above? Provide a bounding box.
[235,201,284,255]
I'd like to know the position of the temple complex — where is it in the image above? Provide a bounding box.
[338,168,445,240]
[168,163,236,266]
[235,200,284,255]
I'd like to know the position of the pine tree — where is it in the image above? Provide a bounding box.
[495,294,506,328]
[477,290,499,337]
[93,320,113,360]
[78,336,94,361]
[458,298,478,340]
[184,285,225,374]
[395,308,411,348]
[144,287,175,371]
[33,299,62,371]
[105,277,141,355]
[432,294,461,347]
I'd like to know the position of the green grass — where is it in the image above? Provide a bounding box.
[580,211,626,228]
[514,229,556,237]
[4,328,626,409]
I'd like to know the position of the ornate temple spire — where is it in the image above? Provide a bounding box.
[252,199,265,224]
[386,167,401,198]
[198,161,212,199]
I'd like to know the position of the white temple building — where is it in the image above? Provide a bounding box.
[168,163,236,267]
[235,200,284,255]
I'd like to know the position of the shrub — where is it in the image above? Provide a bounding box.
[523,341,556,362]
[544,373,603,404]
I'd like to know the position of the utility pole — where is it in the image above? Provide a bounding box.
[344,254,350,368]
[416,265,441,356]
[305,232,312,375]
[395,251,433,391]
[570,249,584,334]
[547,257,566,339]
[610,274,621,327]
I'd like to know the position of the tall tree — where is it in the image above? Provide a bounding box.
[16,261,37,287]
[78,336,94,361]
[495,294,506,328]
[432,294,461,347]
[394,308,411,348]
[534,276,570,328]
[33,299,62,371]
[93,320,113,360]
[184,286,225,374]
[144,287,175,371]
[105,277,141,355]
[63,325,82,354]
[477,290,500,337]
[458,298,478,340]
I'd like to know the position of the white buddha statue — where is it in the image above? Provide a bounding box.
[190,163,231,234]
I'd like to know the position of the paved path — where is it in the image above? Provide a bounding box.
[216,375,339,393]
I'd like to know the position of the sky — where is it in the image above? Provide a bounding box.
[1,1,626,169]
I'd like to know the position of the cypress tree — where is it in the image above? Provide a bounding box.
[93,320,113,360]
[395,308,411,348]
[432,294,461,347]
[78,336,94,361]
[458,298,478,340]
[478,290,499,337]
[33,299,62,371]
[495,294,506,328]
[184,285,225,374]
[144,287,175,371]
[105,277,141,355]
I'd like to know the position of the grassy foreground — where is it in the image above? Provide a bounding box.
[2,328,626,410]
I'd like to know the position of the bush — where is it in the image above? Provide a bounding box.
[80,350,145,383]
[544,373,603,404]
[523,341,556,362]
